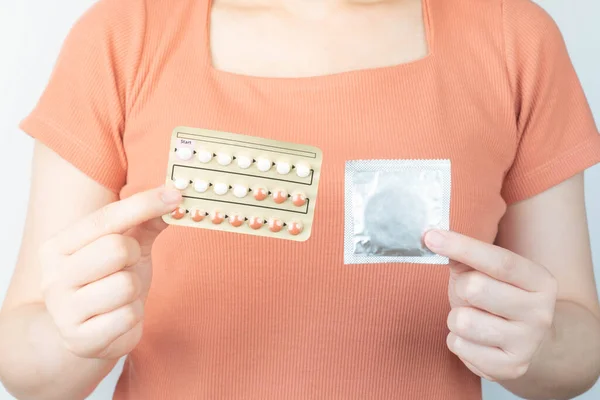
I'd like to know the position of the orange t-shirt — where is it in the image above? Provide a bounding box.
[20,0,600,398]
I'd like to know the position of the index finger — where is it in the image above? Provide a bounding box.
[51,187,182,255]
[424,230,551,292]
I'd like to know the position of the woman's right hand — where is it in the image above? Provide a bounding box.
[38,187,182,360]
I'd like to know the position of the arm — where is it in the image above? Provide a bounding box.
[0,143,119,400]
[0,142,181,400]
[496,173,600,399]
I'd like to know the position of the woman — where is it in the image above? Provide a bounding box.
[1,0,600,398]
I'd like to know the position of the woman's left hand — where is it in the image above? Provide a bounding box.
[424,230,559,382]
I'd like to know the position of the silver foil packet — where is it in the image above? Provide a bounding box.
[344,159,451,265]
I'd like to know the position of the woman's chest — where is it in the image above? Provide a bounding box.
[123,73,516,243]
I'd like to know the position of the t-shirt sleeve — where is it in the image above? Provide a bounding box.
[19,0,138,194]
[501,0,600,205]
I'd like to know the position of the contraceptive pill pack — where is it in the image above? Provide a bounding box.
[163,127,323,241]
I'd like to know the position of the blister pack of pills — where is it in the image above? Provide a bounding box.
[344,159,451,265]
[163,127,323,241]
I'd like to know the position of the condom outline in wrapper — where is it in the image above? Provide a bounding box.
[344,159,451,265]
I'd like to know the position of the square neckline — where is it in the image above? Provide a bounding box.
[200,0,436,90]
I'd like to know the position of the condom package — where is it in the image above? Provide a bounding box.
[344,159,451,265]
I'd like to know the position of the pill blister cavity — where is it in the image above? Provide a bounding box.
[288,221,303,236]
[236,155,253,169]
[194,179,210,193]
[197,149,213,163]
[176,147,193,161]
[276,161,291,175]
[171,207,186,220]
[210,211,225,225]
[268,218,283,233]
[229,214,245,227]
[292,192,307,207]
[213,182,229,196]
[253,187,268,201]
[272,189,288,204]
[217,152,233,166]
[190,208,207,222]
[174,178,190,190]
[256,157,272,172]
[248,216,264,230]
[295,162,311,178]
[233,184,248,198]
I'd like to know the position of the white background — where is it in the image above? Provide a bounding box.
[1,1,599,399]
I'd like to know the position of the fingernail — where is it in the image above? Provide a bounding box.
[161,190,182,204]
[425,230,447,249]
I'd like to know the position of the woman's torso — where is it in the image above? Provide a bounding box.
[114,0,517,398]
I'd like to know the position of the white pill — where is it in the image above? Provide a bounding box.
[214,182,229,195]
[197,149,213,163]
[236,155,253,169]
[193,179,209,193]
[232,184,248,198]
[217,153,233,166]
[176,147,193,161]
[276,161,291,175]
[256,157,272,172]
[295,162,311,178]
[174,178,190,190]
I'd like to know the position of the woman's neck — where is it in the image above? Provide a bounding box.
[215,0,394,10]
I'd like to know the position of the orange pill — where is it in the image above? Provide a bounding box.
[272,189,288,204]
[229,214,245,227]
[210,211,225,225]
[288,221,303,236]
[190,208,207,222]
[248,216,264,230]
[291,192,307,207]
[253,187,268,201]
[171,207,186,220]
[268,218,283,233]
